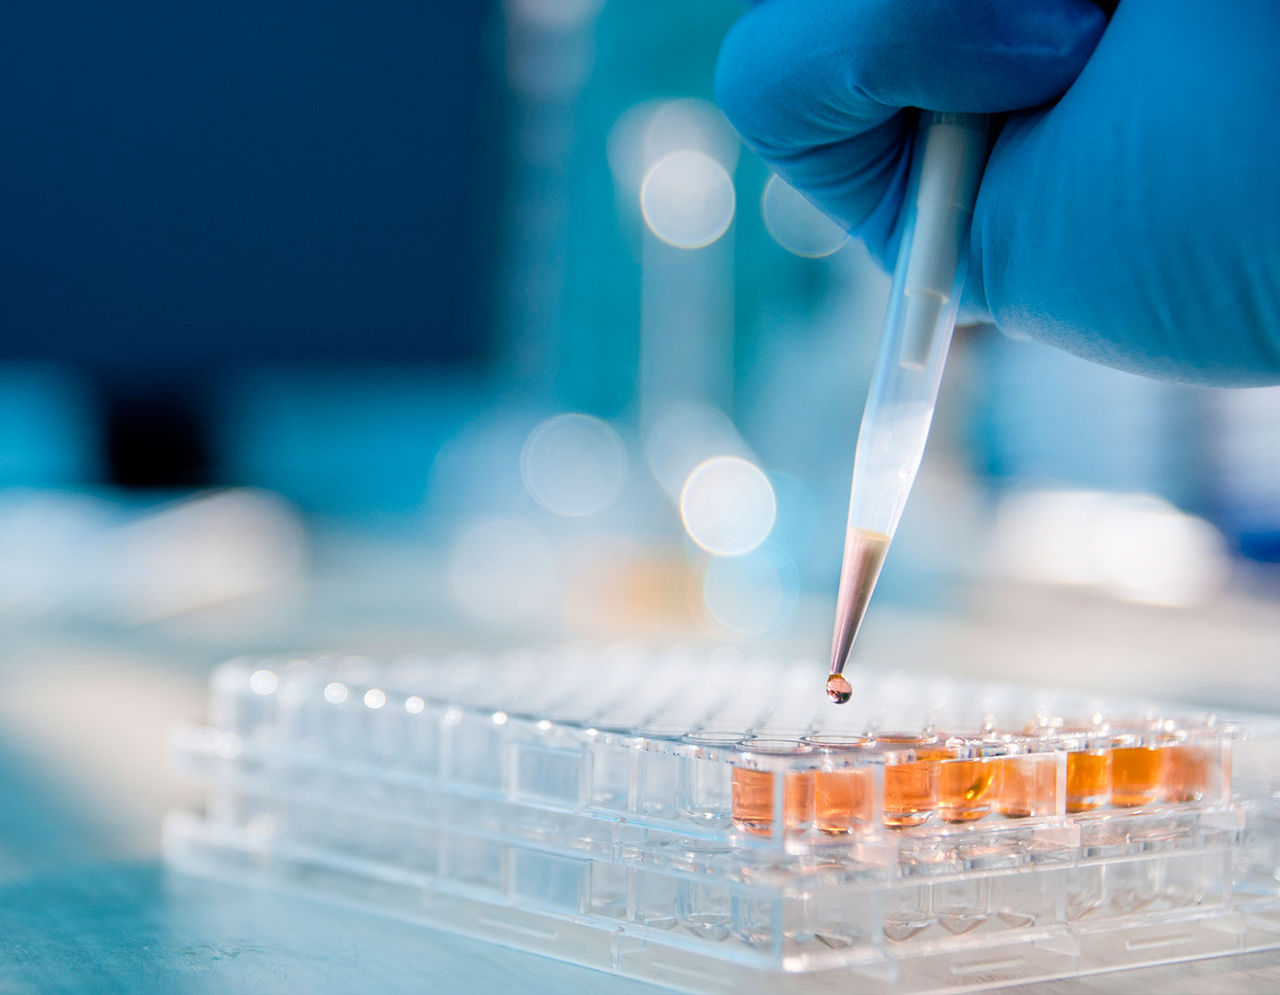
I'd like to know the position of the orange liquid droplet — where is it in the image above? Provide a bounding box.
[826,673,852,704]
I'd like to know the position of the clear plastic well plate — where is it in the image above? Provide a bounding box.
[166,647,1280,992]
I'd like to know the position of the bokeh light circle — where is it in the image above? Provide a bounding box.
[520,413,627,517]
[249,669,278,696]
[644,402,748,500]
[703,544,799,635]
[679,456,776,556]
[761,174,849,258]
[324,682,349,705]
[640,151,735,249]
[608,99,739,195]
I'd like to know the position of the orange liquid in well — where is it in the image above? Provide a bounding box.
[814,768,872,834]
[1163,744,1213,803]
[1111,746,1164,807]
[731,767,815,834]
[1066,750,1112,813]
[938,759,995,822]
[883,760,939,828]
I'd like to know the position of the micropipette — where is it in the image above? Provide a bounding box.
[827,111,993,704]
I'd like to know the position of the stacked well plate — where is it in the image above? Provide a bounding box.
[166,648,1280,993]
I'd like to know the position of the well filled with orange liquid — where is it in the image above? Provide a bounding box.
[730,724,1222,832]
[1066,750,1112,813]
[938,758,996,822]
[877,736,946,828]
[1111,745,1164,807]
[731,767,815,835]
[814,768,872,834]
[1163,744,1214,802]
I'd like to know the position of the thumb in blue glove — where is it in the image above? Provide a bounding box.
[716,0,1280,386]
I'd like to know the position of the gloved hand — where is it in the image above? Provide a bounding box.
[716,0,1280,386]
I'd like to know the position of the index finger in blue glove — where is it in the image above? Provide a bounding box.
[715,0,1106,266]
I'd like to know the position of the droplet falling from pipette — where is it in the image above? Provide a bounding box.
[826,527,890,703]
[826,673,853,705]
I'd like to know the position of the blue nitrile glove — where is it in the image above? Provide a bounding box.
[716,0,1280,386]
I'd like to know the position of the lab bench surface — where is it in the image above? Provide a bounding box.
[3,861,1280,995]
[0,861,663,995]
[4,564,1280,994]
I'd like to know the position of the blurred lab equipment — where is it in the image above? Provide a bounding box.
[2,1,502,487]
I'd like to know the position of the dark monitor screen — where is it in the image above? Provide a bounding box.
[0,2,502,381]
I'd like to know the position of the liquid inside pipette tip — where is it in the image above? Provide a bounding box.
[825,528,889,705]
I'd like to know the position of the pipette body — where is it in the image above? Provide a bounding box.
[828,111,993,700]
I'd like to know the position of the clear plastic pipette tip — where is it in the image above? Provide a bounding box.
[823,112,992,704]
[826,527,889,702]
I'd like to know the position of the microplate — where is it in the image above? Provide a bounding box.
[166,648,1280,993]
